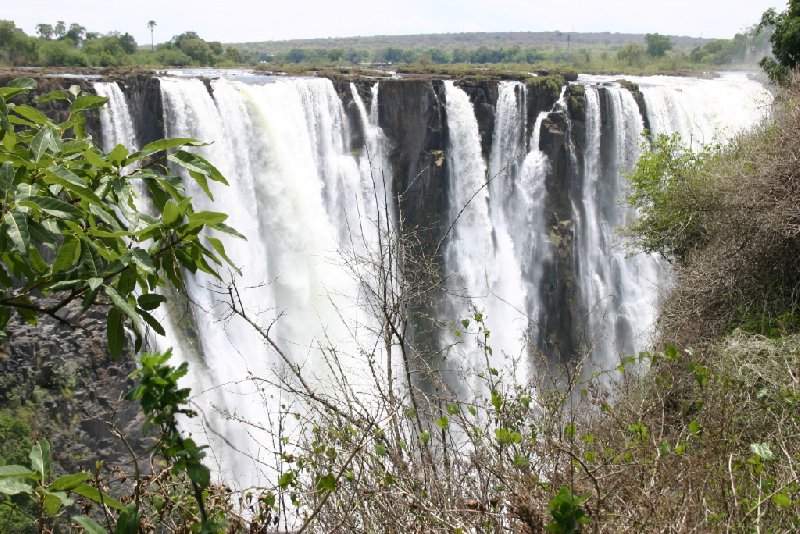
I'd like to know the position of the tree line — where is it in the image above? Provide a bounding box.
[0,18,775,70]
[0,20,246,67]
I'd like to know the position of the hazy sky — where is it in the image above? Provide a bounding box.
[6,0,788,46]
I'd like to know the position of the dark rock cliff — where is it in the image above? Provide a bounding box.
[378,79,449,254]
[0,299,150,477]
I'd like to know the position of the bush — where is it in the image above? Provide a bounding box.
[625,83,799,347]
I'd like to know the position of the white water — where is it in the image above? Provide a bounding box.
[149,76,392,486]
[574,73,770,369]
[96,72,770,487]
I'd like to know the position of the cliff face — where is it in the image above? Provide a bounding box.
[378,79,449,254]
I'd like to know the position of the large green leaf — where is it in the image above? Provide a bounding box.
[138,308,165,336]
[44,490,73,515]
[8,78,37,89]
[104,285,139,325]
[45,166,102,204]
[114,504,140,534]
[30,126,53,162]
[108,144,128,166]
[162,200,181,226]
[130,248,156,274]
[0,478,33,495]
[4,211,29,254]
[0,162,15,197]
[72,483,126,511]
[19,196,82,220]
[52,237,82,274]
[137,293,166,311]
[0,465,37,479]
[72,94,109,112]
[12,104,48,125]
[140,137,201,153]
[30,438,51,481]
[49,471,91,491]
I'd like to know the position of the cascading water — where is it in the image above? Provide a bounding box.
[95,71,770,487]
[574,84,662,370]
[442,81,531,393]
[143,76,392,485]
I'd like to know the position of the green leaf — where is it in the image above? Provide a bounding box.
[4,211,29,254]
[187,210,228,228]
[114,504,140,534]
[104,285,139,325]
[0,465,37,479]
[45,166,102,204]
[19,196,82,220]
[12,104,49,125]
[0,162,15,196]
[8,78,37,89]
[30,126,53,162]
[37,90,71,104]
[49,472,91,491]
[138,308,165,336]
[44,490,72,515]
[169,150,227,183]
[72,94,109,112]
[0,478,33,495]
[750,442,774,461]
[316,474,337,493]
[108,144,128,166]
[72,483,126,511]
[141,137,202,153]
[130,249,156,274]
[107,307,125,359]
[186,462,210,488]
[52,237,82,274]
[30,438,51,481]
[162,200,181,226]
[137,293,166,311]
[83,148,112,169]
[772,493,792,509]
[278,471,295,489]
[73,516,109,534]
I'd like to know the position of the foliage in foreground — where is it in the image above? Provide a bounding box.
[0,78,242,531]
[624,80,799,347]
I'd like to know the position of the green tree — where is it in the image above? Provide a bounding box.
[147,19,157,52]
[35,24,53,40]
[0,21,38,66]
[617,43,646,66]
[54,21,65,39]
[645,33,673,57]
[0,78,237,355]
[64,23,86,46]
[759,0,800,83]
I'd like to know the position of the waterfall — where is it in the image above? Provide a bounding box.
[94,82,138,153]
[577,84,661,369]
[96,72,770,486]
[149,76,392,485]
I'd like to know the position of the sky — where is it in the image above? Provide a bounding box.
[5,0,789,46]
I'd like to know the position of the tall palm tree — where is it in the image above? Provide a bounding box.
[147,20,157,52]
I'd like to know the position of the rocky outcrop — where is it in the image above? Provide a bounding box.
[114,74,164,147]
[456,80,499,162]
[0,298,151,477]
